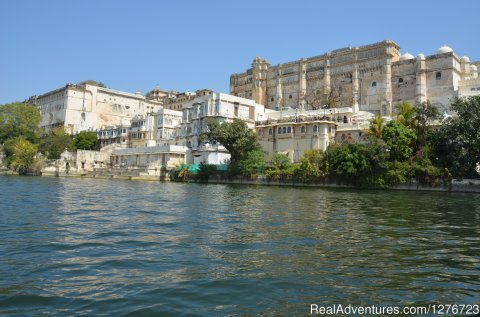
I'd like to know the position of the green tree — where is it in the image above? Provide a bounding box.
[415,101,439,147]
[430,96,480,178]
[297,149,325,182]
[409,147,441,184]
[326,144,371,185]
[201,118,259,165]
[368,115,385,139]
[265,153,292,180]
[237,149,265,178]
[0,102,41,144]
[9,139,38,174]
[395,101,417,128]
[72,131,98,150]
[272,153,290,169]
[382,120,417,162]
[39,126,72,159]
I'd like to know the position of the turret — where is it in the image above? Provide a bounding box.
[251,56,269,105]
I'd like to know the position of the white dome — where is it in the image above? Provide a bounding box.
[399,52,414,61]
[417,53,425,60]
[461,56,470,62]
[437,45,453,54]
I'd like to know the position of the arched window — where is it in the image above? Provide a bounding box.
[282,127,287,134]
[436,72,442,80]
[269,128,273,135]
[287,127,292,133]
[289,94,292,99]
[278,127,282,134]
[271,97,274,102]
[313,125,318,132]
[371,81,377,87]
[301,126,306,133]
[398,78,403,83]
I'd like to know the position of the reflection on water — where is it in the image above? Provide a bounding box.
[0,176,479,316]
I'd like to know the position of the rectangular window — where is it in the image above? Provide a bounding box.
[436,72,442,80]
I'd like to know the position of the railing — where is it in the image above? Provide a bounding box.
[256,116,339,126]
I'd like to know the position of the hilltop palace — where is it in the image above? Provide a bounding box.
[25,40,480,175]
[230,40,479,115]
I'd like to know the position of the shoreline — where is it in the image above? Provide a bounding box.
[2,170,480,193]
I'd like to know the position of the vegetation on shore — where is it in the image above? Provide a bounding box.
[2,96,480,183]
[175,96,480,187]
[0,102,97,174]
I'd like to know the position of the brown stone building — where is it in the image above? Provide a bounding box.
[230,41,479,115]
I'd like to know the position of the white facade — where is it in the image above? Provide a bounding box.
[256,107,374,162]
[28,83,162,134]
[170,93,266,164]
[154,108,183,145]
[96,123,130,148]
[107,93,265,166]
[111,145,187,170]
[129,114,156,148]
[173,92,265,149]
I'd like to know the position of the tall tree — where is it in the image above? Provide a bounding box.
[201,118,259,165]
[430,96,480,178]
[382,120,417,162]
[9,139,38,174]
[415,101,439,147]
[0,102,41,144]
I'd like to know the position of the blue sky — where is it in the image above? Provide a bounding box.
[1,0,479,104]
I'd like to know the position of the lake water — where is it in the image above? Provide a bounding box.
[0,176,479,316]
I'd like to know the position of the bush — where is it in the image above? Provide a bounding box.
[196,162,217,181]
[237,149,265,178]
[296,150,325,182]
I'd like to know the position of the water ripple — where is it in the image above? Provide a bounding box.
[0,177,479,316]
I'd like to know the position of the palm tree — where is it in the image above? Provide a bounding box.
[395,101,417,128]
[368,115,384,139]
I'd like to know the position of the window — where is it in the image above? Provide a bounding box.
[289,94,292,99]
[269,128,273,135]
[313,125,318,132]
[282,127,287,133]
[436,72,441,80]
[371,81,377,87]
[398,78,403,83]
[301,126,306,133]
[278,127,282,134]
[472,88,476,92]
[287,127,291,133]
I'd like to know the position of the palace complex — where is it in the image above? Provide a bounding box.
[21,40,480,174]
[230,40,480,115]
